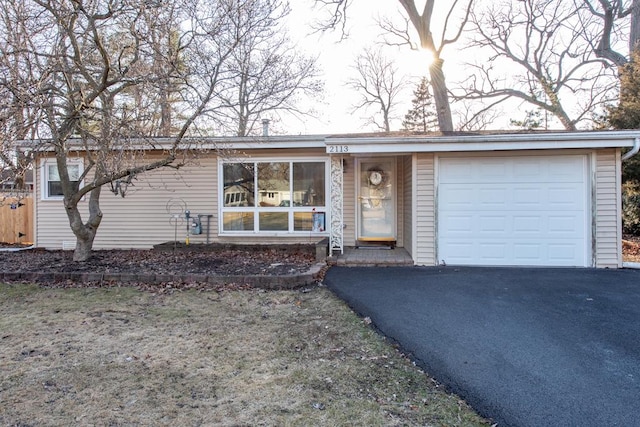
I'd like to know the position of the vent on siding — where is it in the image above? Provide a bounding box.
[62,241,75,250]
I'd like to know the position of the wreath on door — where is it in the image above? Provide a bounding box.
[366,166,389,208]
[367,166,388,190]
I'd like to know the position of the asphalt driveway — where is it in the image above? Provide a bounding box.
[324,266,640,427]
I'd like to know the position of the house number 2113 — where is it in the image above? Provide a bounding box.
[329,145,349,153]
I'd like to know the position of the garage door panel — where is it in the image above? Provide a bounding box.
[548,186,584,209]
[548,215,583,234]
[438,155,589,267]
[439,160,475,182]
[479,216,508,233]
[439,186,475,207]
[513,243,541,261]
[479,188,508,207]
[441,184,585,212]
[548,244,578,262]
[546,156,587,180]
[442,242,474,262]
[514,187,542,206]
[441,212,585,239]
[513,216,542,233]
[478,243,507,261]
[441,240,584,266]
[440,215,474,233]
[477,161,508,180]
[513,159,542,178]
[440,214,510,236]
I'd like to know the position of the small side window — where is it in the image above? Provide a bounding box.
[43,162,82,200]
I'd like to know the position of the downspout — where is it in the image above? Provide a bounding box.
[622,137,640,161]
[622,137,640,269]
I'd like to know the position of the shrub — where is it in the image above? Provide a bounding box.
[622,182,640,235]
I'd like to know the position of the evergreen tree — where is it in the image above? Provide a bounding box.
[608,49,640,130]
[606,49,640,184]
[509,109,544,130]
[402,77,438,132]
[605,49,640,234]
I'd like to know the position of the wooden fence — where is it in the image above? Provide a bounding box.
[0,197,33,244]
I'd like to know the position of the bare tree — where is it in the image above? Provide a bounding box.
[0,0,278,261]
[454,99,503,131]
[346,47,407,132]
[581,0,638,66]
[456,0,620,130]
[0,1,44,198]
[313,0,474,132]
[216,1,323,137]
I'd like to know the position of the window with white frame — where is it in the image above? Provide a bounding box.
[220,159,328,233]
[42,160,82,200]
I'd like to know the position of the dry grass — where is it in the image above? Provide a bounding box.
[0,283,489,427]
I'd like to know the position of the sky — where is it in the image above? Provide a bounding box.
[278,0,619,136]
[281,1,445,135]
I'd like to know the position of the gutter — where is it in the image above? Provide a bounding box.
[326,130,640,145]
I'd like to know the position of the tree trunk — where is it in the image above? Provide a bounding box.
[237,113,248,136]
[73,231,97,262]
[542,82,576,130]
[66,186,103,262]
[160,82,172,136]
[554,108,576,130]
[631,0,640,52]
[429,58,454,132]
[383,108,391,132]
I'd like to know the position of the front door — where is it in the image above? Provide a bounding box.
[357,158,396,242]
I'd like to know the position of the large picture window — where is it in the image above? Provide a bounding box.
[221,159,327,233]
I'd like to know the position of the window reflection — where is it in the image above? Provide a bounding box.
[258,162,289,207]
[259,212,288,231]
[294,162,325,206]
[223,163,254,207]
[223,212,254,231]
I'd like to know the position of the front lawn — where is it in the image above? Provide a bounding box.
[0,284,489,426]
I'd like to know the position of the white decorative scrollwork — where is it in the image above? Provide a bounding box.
[330,156,344,255]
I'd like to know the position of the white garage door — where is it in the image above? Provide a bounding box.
[437,155,589,267]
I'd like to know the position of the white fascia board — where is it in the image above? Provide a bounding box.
[213,136,327,150]
[20,135,329,152]
[325,131,640,154]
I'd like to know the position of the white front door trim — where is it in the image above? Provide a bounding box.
[356,157,397,242]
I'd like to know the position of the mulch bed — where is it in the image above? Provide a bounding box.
[0,245,325,291]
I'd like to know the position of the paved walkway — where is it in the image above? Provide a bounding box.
[325,266,640,427]
[331,247,413,266]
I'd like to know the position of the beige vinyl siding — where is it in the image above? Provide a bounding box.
[95,157,218,249]
[414,153,436,265]
[402,155,413,257]
[594,148,622,268]
[343,156,357,247]
[36,156,218,250]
